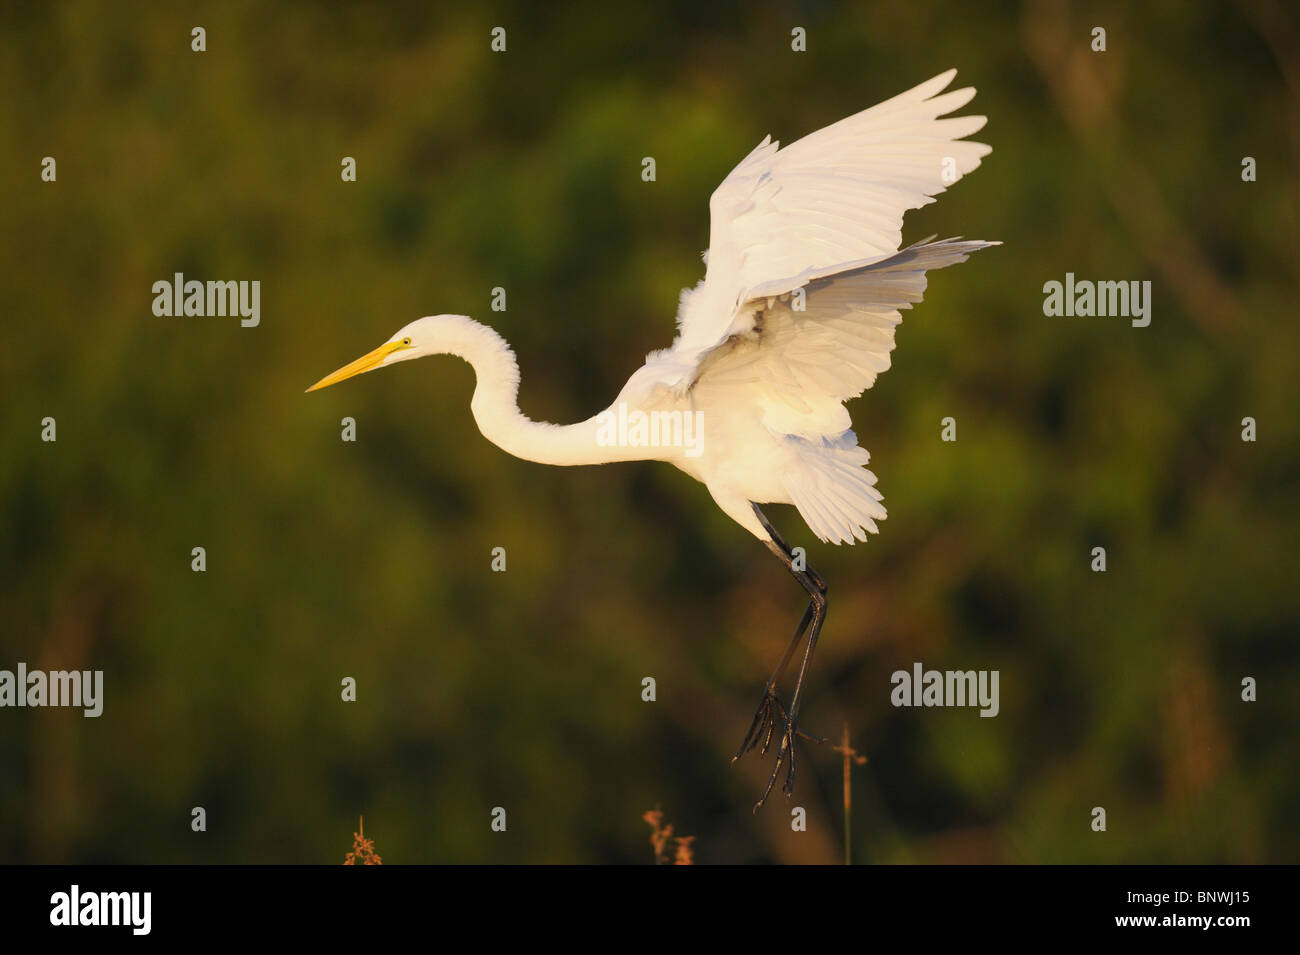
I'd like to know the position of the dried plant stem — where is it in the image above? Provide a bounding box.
[832,722,867,865]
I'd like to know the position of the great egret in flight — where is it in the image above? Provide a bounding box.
[308,69,996,810]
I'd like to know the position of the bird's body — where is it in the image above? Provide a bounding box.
[309,69,996,808]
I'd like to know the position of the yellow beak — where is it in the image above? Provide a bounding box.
[306,341,409,393]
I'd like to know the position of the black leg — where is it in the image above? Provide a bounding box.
[731,601,813,760]
[733,503,829,811]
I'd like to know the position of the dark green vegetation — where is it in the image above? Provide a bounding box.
[1,1,1296,863]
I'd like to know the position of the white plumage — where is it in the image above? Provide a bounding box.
[310,69,995,545]
[618,69,996,543]
[308,70,997,807]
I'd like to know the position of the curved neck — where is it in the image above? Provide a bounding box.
[433,316,647,467]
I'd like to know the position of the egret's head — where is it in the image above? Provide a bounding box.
[305,315,462,392]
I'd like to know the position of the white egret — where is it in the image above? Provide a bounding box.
[308,69,996,809]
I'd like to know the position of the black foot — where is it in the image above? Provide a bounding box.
[731,688,826,811]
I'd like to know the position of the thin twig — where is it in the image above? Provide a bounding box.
[831,722,867,865]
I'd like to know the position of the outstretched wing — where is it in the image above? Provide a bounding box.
[622,72,996,544]
[670,69,990,366]
[690,236,997,436]
[689,237,998,543]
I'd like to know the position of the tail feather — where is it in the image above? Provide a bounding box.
[780,436,888,545]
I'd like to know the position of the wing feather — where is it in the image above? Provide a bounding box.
[688,238,998,543]
[672,69,991,360]
[628,75,996,544]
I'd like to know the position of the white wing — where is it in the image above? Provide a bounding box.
[669,69,990,367]
[620,72,996,545]
[686,238,997,544]
[689,237,995,426]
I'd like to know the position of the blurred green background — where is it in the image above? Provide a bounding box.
[2,0,1297,864]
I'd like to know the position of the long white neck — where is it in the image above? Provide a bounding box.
[426,315,647,467]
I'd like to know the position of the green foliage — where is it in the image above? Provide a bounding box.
[1,0,1295,863]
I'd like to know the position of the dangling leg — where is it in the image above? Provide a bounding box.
[731,601,814,761]
[732,503,829,811]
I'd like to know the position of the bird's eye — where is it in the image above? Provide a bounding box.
[402,338,411,346]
